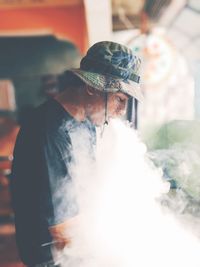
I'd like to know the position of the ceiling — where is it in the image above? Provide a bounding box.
[157,0,200,62]
[112,0,200,62]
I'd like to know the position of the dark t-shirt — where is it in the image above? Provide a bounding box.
[10,99,96,265]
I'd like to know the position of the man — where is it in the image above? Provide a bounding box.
[10,41,142,267]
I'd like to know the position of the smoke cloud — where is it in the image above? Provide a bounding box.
[53,119,200,267]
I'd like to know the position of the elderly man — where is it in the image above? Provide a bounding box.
[10,41,142,267]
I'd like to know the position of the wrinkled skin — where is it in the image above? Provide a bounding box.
[85,88,129,126]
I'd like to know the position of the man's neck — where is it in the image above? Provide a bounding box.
[55,95,86,122]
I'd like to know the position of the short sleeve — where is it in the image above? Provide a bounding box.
[41,125,78,226]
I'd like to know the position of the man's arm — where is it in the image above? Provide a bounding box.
[42,125,78,250]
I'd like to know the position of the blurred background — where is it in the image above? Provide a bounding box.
[0,0,200,266]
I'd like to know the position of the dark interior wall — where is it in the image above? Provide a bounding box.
[0,36,80,112]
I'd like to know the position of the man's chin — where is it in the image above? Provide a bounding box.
[93,120,104,127]
[87,116,106,126]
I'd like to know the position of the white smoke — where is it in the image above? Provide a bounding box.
[55,119,200,267]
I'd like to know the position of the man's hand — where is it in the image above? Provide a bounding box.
[49,217,78,250]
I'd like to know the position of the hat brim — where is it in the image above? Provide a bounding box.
[69,69,143,102]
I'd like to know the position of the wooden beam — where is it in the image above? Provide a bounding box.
[112,14,142,31]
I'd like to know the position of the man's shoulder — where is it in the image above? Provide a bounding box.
[21,99,70,128]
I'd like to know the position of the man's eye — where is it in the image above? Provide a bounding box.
[116,96,124,103]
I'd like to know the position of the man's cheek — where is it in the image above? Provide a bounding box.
[115,106,126,117]
[92,110,105,122]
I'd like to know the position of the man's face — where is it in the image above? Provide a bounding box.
[86,89,129,126]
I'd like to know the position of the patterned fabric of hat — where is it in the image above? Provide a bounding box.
[69,41,143,101]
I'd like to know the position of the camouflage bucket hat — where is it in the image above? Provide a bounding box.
[69,41,143,101]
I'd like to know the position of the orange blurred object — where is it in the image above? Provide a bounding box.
[0,2,88,53]
[0,117,19,185]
